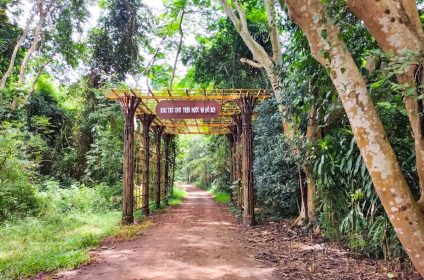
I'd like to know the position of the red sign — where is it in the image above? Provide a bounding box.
[156,100,221,119]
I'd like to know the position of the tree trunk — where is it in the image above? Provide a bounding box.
[294,102,319,226]
[118,96,141,225]
[18,0,54,85]
[285,0,424,276]
[226,133,235,203]
[232,114,243,209]
[18,9,45,84]
[305,102,319,222]
[221,0,318,222]
[163,133,171,206]
[346,0,424,209]
[139,114,155,216]
[171,137,176,196]
[238,95,257,226]
[294,168,308,226]
[0,12,35,89]
[153,126,165,208]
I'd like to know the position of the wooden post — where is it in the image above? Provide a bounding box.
[163,133,171,206]
[138,113,155,216]
[226,132,234,203]
[228,125,237,182]
[153,126,165,208]
[232,114,243,209]
[170,136,177,196]
[237,95,257,226]
[118,95,141,225]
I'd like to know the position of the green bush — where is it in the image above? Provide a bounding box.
[254,99,299,219]
[0,122,42,221]
[37,181,120,216]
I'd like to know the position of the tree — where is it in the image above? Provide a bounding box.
[345,0,424,210]
[90,0,152,82]
[283,0,424,276]
[0,4,33,89]
[1,0,90,92]
[219,0,318,225]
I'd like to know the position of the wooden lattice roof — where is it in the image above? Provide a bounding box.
[107,88,271,135]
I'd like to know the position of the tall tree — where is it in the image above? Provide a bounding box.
[220,0,318,225]
[90,0,152,82]
[283,0,424,276]
[1,0,90,90]
[345,0,424,210]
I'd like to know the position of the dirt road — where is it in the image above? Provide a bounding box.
[59,184,275,280]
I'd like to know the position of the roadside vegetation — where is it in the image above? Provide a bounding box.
[169,186,188,206]
[0,184,184,279]
[2,0,424,277]
[208,186,231,204]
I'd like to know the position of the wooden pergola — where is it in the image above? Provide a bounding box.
[108,88,271,226]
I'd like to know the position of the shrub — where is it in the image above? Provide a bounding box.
[0,122,42,222]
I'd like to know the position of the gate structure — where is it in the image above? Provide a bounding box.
[108,89,270,226]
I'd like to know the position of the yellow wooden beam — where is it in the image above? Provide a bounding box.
[163,123,231,128]
[109,94,270,101]
[166,131,229,135]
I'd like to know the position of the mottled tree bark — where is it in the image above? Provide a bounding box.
[238,95,257,226]
[285,0,424,276]
[153,126,165,208]
[118,96,140,225]
[138,113,155,216]
[346,0,424,209]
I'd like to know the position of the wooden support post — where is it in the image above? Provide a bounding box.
[170,136,177,196]
[226,132,235,203]
[228,125,237,182]
[118,95,141,225]
[138,113,155,216]
[163,133,171,206]
[153,126,165,208]
[237,95,257,226]
[232,114,243,209]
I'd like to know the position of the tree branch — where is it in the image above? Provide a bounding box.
[219,0,241,31]
[265,0,282,65]
[169,9,185,91]
[240,58,263,68]
[0,11,35,89]
[219,0,273,70]
[233,0,248,30]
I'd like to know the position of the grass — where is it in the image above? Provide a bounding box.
[208,186,231,204]
[0,186,186,280]
[169,186,187,206]
[0,211,121,279]
[0,211,154,279]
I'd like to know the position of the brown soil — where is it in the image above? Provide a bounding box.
[56,184,276,280]
[50,184,423,280]
[238,222,423,280]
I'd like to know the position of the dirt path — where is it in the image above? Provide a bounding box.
[58,184,275,280]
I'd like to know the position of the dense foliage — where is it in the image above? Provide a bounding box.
[2,0,424,277]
